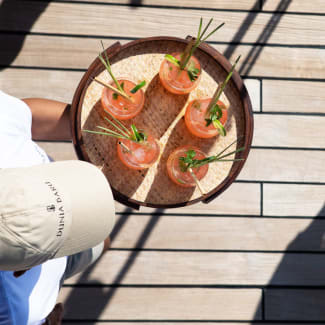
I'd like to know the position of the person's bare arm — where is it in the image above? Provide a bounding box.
[22,98,71,141]
[102,236,111,252]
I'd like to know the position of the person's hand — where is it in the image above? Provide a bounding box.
[43,303,64,325]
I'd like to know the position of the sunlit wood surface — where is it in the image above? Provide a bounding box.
[1,0,325,323]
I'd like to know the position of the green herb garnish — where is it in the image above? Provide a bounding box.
[98,41,132,102]
[130,80,146,94]
[131,124,147,142]
[186,60,200,82]
[205,55,241,135]
[83,109,147,144]
[184,18,225,68]
[212,119,226,136]
[164,18,224,83]
[179,138,244,172]
[180,18,225,70]
[165,54,181,67]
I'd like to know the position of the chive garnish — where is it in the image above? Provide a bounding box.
[205,55,241,134]
[83,109,147,144]
[178,137,244,171]
[164,18,224,82]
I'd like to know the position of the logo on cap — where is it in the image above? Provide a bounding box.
[47,204,56,212]
[44,181,66,237]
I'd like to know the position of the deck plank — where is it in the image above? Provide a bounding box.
[0,69,83,103]
[265,289,325,321]
[2,34,325,79]
[58,0,325,14]
[58,287,262,320]
[0,2,324,45]
[0,67,260,109]
[263,80,325,114]
[2,36,325,79]
[240,149,325,183]
[133,182,260,215]
[66,0,260,10]
[35,142,325,185]
[264,184,325,217]
[253,115,325,148]
[109,215,325,251]
[64,250,325,286]
[263,0,325,13]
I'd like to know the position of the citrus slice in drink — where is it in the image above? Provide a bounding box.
[184,98,228,138]
[117,135,160,170]
[159,52,201,95]
[166,146,209,187]
[101,79,145,120]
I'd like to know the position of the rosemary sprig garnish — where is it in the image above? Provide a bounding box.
[205,55,241,135]
[83,109,147,144]
[179,137,244,172]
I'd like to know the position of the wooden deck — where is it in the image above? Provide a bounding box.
[1,0,325,323]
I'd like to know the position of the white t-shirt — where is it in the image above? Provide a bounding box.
[0,90,67,325]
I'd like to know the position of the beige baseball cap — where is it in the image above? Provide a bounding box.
[0,160,115,271]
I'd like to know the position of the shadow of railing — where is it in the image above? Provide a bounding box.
[62,207,163,322]
[238,0,292,76]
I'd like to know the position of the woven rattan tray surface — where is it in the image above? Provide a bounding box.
[71,37,253,209]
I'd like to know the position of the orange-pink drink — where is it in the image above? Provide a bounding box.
[185,98,227,138]
[117,135,160,170]
[166,146,209,187]
[101,79,144,120]
[159,53,201,95]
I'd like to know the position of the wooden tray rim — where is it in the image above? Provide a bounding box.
[71,36,254,210]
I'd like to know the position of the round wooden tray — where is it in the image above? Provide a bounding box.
[71,36,254,210]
